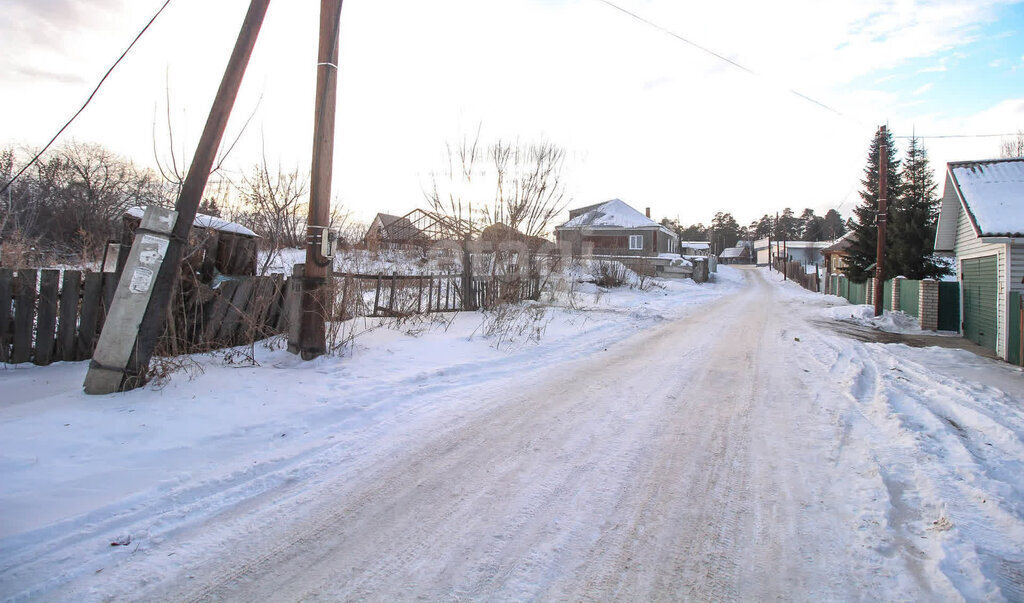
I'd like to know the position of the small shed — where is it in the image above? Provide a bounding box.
[934,157,1024,359]
[821,232,854,294]
[121,207,258,280]
[718,245,750,264]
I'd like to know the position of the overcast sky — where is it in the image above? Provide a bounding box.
[2,0,1023,228]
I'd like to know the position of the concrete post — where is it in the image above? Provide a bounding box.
[84,206,177,394]
[919,279,939,331]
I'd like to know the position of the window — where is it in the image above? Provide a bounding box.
[629,234,643,250]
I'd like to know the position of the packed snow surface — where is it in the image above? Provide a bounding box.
[558,199,661,229]
[2,267,1023,600]
[951,159,1024,236]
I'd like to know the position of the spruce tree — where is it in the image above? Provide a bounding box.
[890,136,947,279]
[843,128,901,283]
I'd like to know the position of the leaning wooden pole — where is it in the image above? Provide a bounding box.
[84,0,271,394]
[297,0,345,360]
[873,125,889,317]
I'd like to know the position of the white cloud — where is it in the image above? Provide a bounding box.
[913,83,934,95]
[0,0,1020,228]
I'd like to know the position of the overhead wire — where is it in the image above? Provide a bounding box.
[0,0,174,197]
[592,0,848,118]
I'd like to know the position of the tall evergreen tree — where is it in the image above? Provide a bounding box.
[890,136,947,279]
[822,209,845,240]
[843,128,901,283]
[710,211,741,253]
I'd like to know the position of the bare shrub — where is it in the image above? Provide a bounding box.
[590,260,629,288]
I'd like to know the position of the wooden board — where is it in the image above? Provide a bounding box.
[0,268,13,363]
[57,270,82,361]
[217,278,256,344]
[12,269,38,364]
[33,269,60,365]
[77,272,104,360]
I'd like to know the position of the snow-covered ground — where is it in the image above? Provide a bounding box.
[1,266,1023,600]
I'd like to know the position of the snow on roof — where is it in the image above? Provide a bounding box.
[821,231,854,253]
[949,158,1024,236]
[558,199,660,229]
[679,241,711,250]
[126,206,257,237]
[719,247,746,258]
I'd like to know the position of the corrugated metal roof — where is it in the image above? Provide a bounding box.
[949,158,1024,237]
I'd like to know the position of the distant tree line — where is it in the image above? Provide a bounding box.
[662,207,848,255]
[0,141,356,268]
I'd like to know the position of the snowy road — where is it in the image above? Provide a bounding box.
[148,268,963,600]
[4,267,1024,601]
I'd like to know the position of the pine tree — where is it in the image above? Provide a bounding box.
[822,209,845,240]
[889,136,947,279]
[843,128,901,283]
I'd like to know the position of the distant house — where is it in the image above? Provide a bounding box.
[478,222,549,252]
[821,232,854,294]
[554,199,679,257]
[679,241,711,256]
[719,245,751,264]
[364,213,426,251]
[753,238,830,266]
[934,157,1024,360]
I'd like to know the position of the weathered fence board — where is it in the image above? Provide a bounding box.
[12,269,38,364]
[57,270,81,362]
[0,269,13,363]
[33,270,61,365]
[77,272,104,360]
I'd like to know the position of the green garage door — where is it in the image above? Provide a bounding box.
[962,256,998,352]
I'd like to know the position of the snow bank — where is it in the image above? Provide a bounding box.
[824,304,926,334]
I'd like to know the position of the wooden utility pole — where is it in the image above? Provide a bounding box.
[297,0,345,360]
[873,125,888,317]
[85,0,271,394]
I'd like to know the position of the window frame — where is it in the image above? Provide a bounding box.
[628,234,644,250]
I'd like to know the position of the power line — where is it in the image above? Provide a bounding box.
[593,0,847,118]
[0,0,174,197]
[893,132,1021,139]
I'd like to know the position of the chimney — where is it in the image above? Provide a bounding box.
[645,207,651,218]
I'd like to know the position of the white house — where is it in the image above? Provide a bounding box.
[934,157,1024,359]
[753,238,830,266]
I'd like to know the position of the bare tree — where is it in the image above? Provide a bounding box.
[426,130,571,241]
[1000,130,1024,158]
[235,156,309,274]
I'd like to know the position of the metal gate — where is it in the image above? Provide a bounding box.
[962,256,998,352]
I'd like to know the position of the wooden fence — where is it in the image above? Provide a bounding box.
[1,267,542,366]
[775,259,820,293]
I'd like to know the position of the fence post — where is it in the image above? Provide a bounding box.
[373,273,382,316]
[918,279,939,331]
[388,272,397,314]
[462,241,474,311]
[892,276,903,313]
